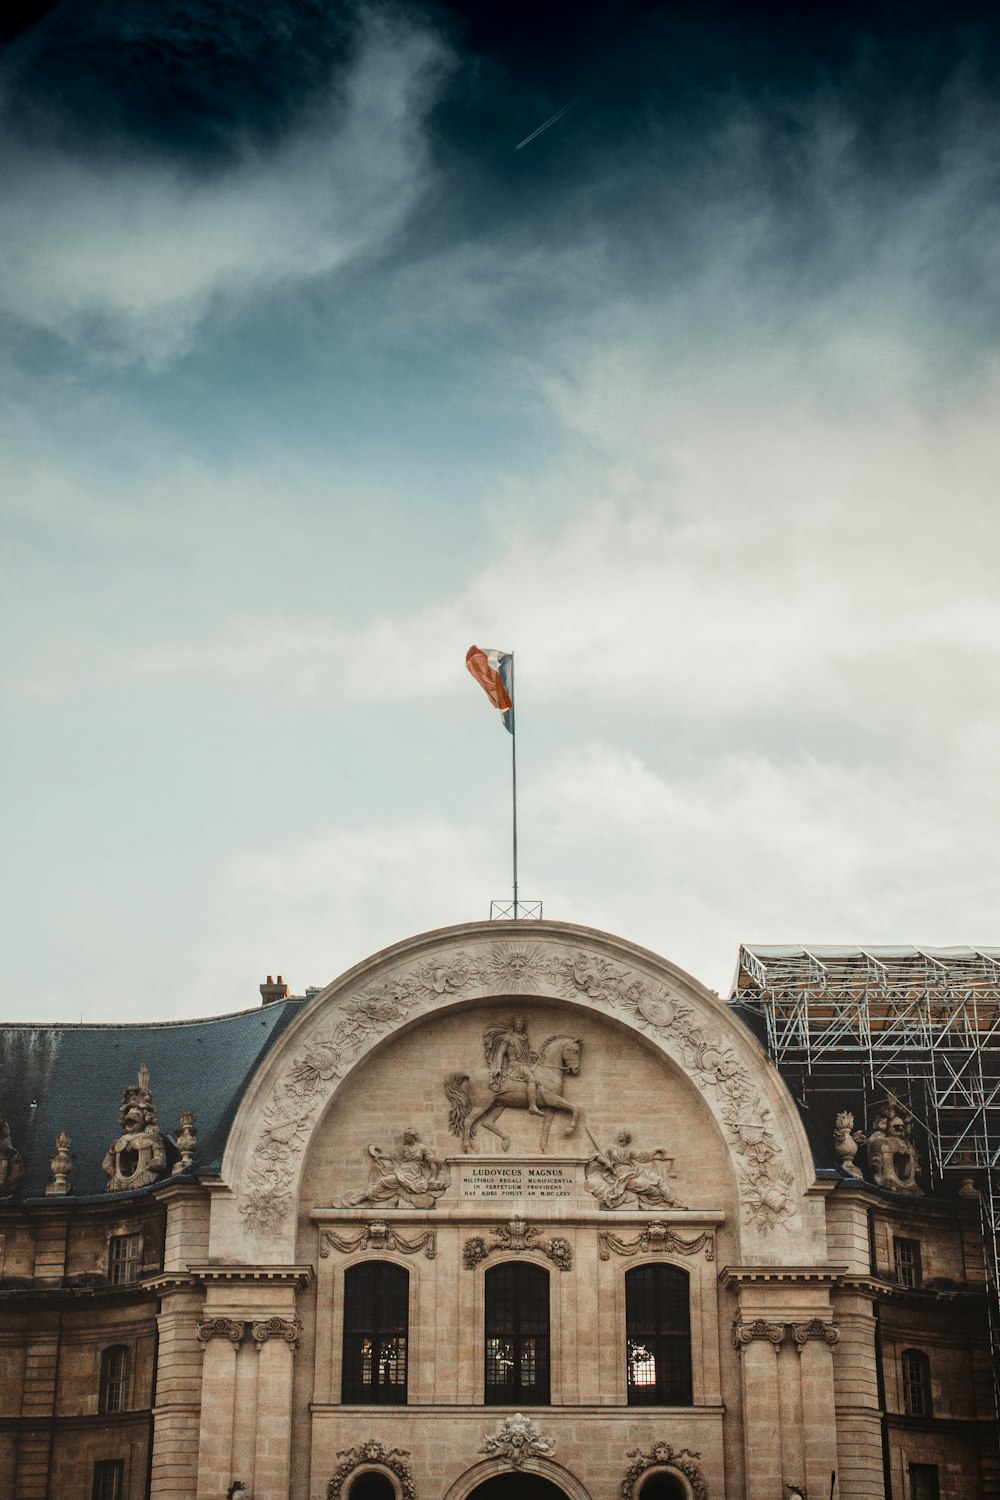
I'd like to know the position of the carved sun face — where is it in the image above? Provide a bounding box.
[488,943,546,993]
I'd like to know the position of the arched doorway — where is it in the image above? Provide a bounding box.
[347,1476,397,1500]
[467,1475,570,1500]
[637,1474,690,1500]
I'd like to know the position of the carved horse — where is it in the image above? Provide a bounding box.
[446,1035,582,1153]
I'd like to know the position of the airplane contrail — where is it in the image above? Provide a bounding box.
[515,95,583,150]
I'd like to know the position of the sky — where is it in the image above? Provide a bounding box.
[2,0,1000,1023]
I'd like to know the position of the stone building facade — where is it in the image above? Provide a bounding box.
[0,921,996,1500]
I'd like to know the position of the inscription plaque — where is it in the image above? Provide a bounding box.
[459,1163,577,1200]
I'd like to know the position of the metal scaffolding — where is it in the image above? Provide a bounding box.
[730,944,1000,1390]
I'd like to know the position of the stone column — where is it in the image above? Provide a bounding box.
[734,1320,785,1500]
[251,1317,300,1500]
[194,1319,243,1500]
[829,1293,885,1500]
[794,1320,840,1499]
[149,1288,204,1499]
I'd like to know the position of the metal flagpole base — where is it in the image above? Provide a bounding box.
[490,899,543,920]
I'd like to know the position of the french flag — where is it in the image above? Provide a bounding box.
[466,645,514,734]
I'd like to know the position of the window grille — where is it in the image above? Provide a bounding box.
[901,1348,932,1416]
[909,1464,940,1500]
[99,1345,129,1414]
[894,1237,922,1289]
[484,1261,550,1406]
[92,1460,124,1500]
[341,1261,408,1404]
[108,1232,141,1286]
[625,1263,693,1406]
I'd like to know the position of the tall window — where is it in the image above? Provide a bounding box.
[92,1460,124,1500]
[484,1261,550,1406]
[108,1232,141,1286]
[901,1348,932,1416]
[909,1465,940,1500]
[348,1476,396,1500]
[894,1237,922,1288]
[99,1345,129,1414]
[626,1264,692,1406]
[342,1262,408,1404]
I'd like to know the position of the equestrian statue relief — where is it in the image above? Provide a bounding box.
[446,1014,582,1153]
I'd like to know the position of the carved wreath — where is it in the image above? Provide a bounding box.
[621,1442,708,1500]
[463,1222,573,1272]
[328,1441,416,1500]
[241,940,792,1237]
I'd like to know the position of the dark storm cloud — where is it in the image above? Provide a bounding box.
[0,0,355,163]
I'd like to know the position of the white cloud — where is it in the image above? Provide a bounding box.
[0,12,447,366]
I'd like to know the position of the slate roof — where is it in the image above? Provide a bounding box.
[0,999,306,1199]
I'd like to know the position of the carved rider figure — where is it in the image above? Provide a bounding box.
[103,1065,168,1193]
[586,1129,679,1210]
[0,1113,24,1199]
[342,1129,450,1209]
[484,1015,543,1117]
[864,1095,922,1196]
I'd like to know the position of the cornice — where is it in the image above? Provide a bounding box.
[834,1273,985,1303]
[187,1262,314,1289]
[719,1264,848,1288]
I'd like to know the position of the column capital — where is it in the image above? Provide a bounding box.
[733,1318,785,1350]
[791,1318,839,1352]
[197,1317,245,1347]
[251,1316,302,1353]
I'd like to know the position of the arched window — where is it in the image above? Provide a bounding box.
[625,1264,692,1406]
[901,1348,932,1417]
[484,1261,550,1406]
[638,1476,689,1500]
[347,1475,396,1500]
[98,1345,129,1414]
[342,1262,408,1405]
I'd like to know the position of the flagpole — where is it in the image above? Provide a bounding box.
[511,653,518,918]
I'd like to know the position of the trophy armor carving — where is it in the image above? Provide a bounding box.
[103,1065,168,1193]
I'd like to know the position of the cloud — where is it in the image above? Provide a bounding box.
[0,10,448,366]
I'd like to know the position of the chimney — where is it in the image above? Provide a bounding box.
[260,974,289,1005]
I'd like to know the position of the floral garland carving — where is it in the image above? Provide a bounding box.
[621,1442,708,1500]
[599,1224,715,1261]
[327,1441,415,1500]
[240,940,793,1234]
[320,1223,436,1259]
[463,1219,573,1271]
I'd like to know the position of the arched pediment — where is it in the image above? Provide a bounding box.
[216,921,819,1264]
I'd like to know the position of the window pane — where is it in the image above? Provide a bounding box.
[92,1460,124,1500]
[342,1263,408,1405]
[902,1349,931,1417]
[909,1465,940,1500]
[484,1263,550,1405]
[894,1238,922,1289]
[625,1265,692,1407]
[100,1346,129,1414]
[108,1234,141,1286]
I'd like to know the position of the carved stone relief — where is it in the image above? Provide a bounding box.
[584,1129,683,1210]
[320,1223,436,1259]
[733,1319,785,1349]
[446,1015,582,1153]
[620,1443,708,1500]
[479,1412,556,1467]
[103,1065,167,1193]
[327,1442,416,1500]
[863,1094,923,1195]
[598,1224,715,1261]
[462,1219,573,1272]
[239,938,794,1236]
[340,1131,450,1210]
[0,1114,24,1199]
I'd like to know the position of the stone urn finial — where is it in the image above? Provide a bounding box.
[46,1131,74,1195]
[172,1110,198,1175]
[833,1110,865,1179]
